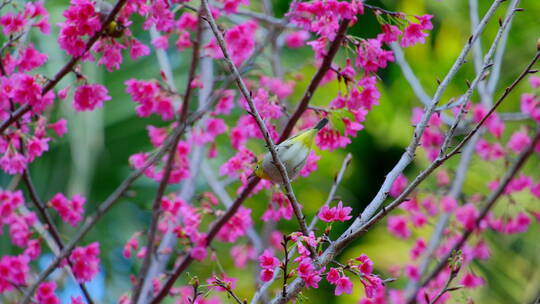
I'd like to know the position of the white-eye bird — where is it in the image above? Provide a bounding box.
[254,118,328,184]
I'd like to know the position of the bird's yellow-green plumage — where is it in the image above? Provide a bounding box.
[254,118,328,184]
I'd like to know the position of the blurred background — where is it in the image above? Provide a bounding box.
[1,0,539,303]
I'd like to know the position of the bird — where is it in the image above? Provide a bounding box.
[254,117,328,184]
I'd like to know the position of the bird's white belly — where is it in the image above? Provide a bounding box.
[262,141,310,183]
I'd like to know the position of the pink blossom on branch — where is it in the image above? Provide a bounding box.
[73,84,111,112]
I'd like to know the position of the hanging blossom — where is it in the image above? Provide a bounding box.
[125,79,175,120]
[49,193,86,226]
[70,242,101,283]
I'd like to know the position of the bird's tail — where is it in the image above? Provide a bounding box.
[314,118,329,131]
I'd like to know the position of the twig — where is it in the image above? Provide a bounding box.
[469,0,490,106]
[131,10,204,304]
[438,1,520,156]
[487,0,519,94]
[389,43,453,125]
[210,2,296,29]
[0,0,128,134]
[408,127,540,303]
[427,255,462,304]
[214,278,245,304]
[280,236,290,298]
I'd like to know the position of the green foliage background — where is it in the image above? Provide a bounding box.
[1,0,539,303]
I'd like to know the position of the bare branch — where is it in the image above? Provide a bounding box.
[390,43,454,125]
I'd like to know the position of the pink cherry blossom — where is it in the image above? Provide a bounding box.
[440,195,457,213]
[388,215,411,238]
[456,203,479,231]
[50,193,86,226]
[36,281,60,304]
[357,254,374,275]
[285,30,310,48]
[405,264,420,281]
[326,268,340,284]
[73,84,111,112]
[411,238,426,260]
[460,272,485,288]
[48,119,68,137]
[334,275,353,295]
[70,242,100,283]
[217,206,252,242]
[390,174,408,198]
[16,44,48,72]
[230,244,256,268]
[529,76,540,88]
[507,130,531,153]
[259,250,279,269]
[260,268,274,282]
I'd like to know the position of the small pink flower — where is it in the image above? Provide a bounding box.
[217,206,252,242]
[259,250,279,269]
[318,205,337,222]
[390,174,408,198]
[456,203,479,231]
[302,273,322,288]
[37,281,60,304]
[48,119,68,137]
[285,30,310,48]
[334,275,353,295]
[335,201,352,221]
[357,254,374,275]
[388,215,411,238]
[230,245,256,268]
[441,195,457,213]
[507,130,531,153]
[191,245,208,261]
[70,242,100,283]
[260,268,274,282]
[411,238,426,260]
[460,272,485,288]
[175,31,192,51]
[326,268,340,284]
[73,84,111,112]
[529,76,540,88]
[404,264,420,281]
[152,35,169,49]
[16,44,48,72]
[436,170,450,186]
